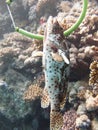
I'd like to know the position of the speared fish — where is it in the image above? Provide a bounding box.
[24,16,70,130]
[42,16,69,130]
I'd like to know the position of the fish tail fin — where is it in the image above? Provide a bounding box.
[50,111,63,130]
[23,84,43,100]
[41,88,50,108]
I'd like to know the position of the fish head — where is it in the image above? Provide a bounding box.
[45,16,68,53]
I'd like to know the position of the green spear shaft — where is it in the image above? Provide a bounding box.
[63,0,88,36]
[15,27,44,40]
[6,0,88,40]
[6,0,44,40]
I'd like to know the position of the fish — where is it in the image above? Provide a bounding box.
[42,16,69,130]
[24,16,70,130]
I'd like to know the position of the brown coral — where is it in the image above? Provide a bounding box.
[24,72,45,100]
[23,84,43,100]
[89,60,98,95]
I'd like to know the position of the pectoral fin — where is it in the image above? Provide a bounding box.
[41,88,50,108]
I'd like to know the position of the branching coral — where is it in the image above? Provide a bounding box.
[4,1,98,130]
[23,84,43,100]
[24,72,45,100]
[56,0,98,81]
[0,32,33,63]
[58,0,98,45]
[89,60,98,95]
[77,45,98,64]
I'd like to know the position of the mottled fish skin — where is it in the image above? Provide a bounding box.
[43,16,69,130]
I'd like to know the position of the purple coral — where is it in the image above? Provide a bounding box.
[62,109,77,130]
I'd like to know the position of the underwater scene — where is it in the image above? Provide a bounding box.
[0,0,98,130]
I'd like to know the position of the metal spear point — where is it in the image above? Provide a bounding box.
[6,4,16,28]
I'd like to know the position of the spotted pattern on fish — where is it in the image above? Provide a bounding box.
[43,16,69,130]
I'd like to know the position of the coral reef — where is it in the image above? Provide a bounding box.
[0,33,34,120]
[0,32,49,129]
[0,0,98,130]
[63,78,98,130]
[57,0,98,81]
[24,71,45,95]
